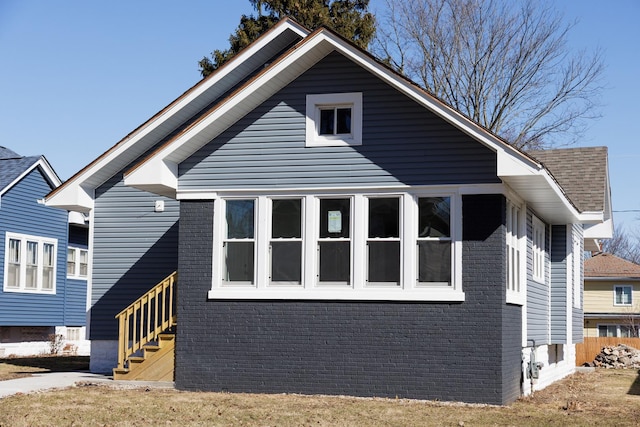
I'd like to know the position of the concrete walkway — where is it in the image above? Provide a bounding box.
[0,371,174,398]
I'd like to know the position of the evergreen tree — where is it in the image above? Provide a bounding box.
[199,0,375,77]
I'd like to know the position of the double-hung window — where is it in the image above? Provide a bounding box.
[223,199,256,285]
[367,197,401,286]
[417,197,451,286]
[614,285,632,306]
[210,192,462,301]
[270,199,303,285]
[4,232,57,293]
[317,198,351,285]
[532,215,545,283]
[67,247,89,278]
[506,200,525,304]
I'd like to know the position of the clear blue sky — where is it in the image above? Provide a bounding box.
[1,0,638,232]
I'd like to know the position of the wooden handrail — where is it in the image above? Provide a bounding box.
[115,271,177,370]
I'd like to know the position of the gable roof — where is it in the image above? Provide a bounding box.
[585,253,640,279]
[0,147,61,197]
[45,19,610,233]
[44,19,309,213]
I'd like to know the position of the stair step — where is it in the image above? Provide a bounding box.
[113,332,175,381]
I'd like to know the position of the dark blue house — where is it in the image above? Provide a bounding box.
[0,147,88,356]
[46,20,612,404]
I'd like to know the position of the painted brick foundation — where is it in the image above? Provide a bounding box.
[176,195,522,405]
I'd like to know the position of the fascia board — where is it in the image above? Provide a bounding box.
[46,19,309,209]
[584,218,613,238]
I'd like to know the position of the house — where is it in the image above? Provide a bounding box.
[45,19,612,405]
[583,253,640,338]
[0,147,89,356]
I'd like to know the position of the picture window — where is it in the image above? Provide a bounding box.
[306,93,362,146]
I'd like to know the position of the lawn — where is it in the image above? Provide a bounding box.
[0,358,639,426]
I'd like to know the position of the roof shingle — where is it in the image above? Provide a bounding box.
[584,252,640,278]
[528,147,608,213]
[0,148,41,193]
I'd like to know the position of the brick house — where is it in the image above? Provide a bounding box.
[45,19,612,404]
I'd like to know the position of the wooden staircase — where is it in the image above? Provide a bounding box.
[113,272,176,381]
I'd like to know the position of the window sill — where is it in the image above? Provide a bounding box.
[208,287,465,302]
[305,136,361,147]
[506,293,525,306]
[3,287,56,295]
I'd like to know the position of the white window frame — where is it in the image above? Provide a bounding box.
[316,196,353,287]
[220,198,258,287]
[366,196,402,287]
[305,92,362,147]
[67,246,88,279]
[3,232,57,294]
[506,200,526,305]
[415,195,454,288]
[269,197,304,286]
[531,215,545,283]
[209,190,463,301]
[614,285,633,306]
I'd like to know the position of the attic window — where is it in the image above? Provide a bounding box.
[306,93,362,147]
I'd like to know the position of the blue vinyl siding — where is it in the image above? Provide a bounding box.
[550,225,567,343]
[64,278,87,325]
[526,209,550,343]
[92,175,178,340]
[180,51,499,189]
[0,167,75,326]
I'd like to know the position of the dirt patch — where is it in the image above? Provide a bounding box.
[0,356,89,381]
[1,368,639,426]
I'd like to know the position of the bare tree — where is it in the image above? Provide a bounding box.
[602,227,640,264]
[372,0,604,149]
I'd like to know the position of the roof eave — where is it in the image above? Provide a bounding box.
[45,19,309,210]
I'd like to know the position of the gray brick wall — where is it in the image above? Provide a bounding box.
[176,195,522,405]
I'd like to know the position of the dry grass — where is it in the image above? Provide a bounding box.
[0,356,89,381]
[0,367,639,426]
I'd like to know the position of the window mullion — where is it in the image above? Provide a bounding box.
[352,195,365,290]
[256,196,268,289]
[402,194,415,289]
[304,195,316,289]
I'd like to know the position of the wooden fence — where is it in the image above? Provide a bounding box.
[576,337,640,366]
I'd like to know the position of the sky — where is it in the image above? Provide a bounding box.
[1,0,638,232]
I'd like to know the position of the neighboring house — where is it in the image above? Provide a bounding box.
[0,147,89,356]
[584,253,640,338]
[45,20,612,405]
